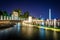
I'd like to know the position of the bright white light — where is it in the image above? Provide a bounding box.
[4,16,6,20]
[17,23,20,32]
[41,18,44,26]
[7,16,9,20]
[47,19,49,21]
[28,16,32,23]
[13,11,18,17]
[54,19,56,28]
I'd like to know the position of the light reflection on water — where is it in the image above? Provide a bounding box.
[53,31,57,40]
[21,26,34,38]
[16,23,20,32]
[0,23,60,40]
[39,28,45,40]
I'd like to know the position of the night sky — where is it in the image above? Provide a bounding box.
[0,0,60,19]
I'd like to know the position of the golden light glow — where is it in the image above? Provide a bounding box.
[28,16,32,23]
[12,11,18,17]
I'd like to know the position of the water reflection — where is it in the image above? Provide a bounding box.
[0,22,21,40]
[53,31,58,40]
[17,23,20,32]
[0,22,60,40]
[21,25,40,40]
[39,28,45,40]
[21,26,33,38]
[45,29,60,40]
[45,29,54,40]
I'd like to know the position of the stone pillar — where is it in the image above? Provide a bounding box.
[49,20,51,27]
[54,19,56,28]
[28,16,32,23]
[12,15,14,20]
[57,22,60,27]
[4,16,6,20]
[7,16,9,20]
[1,15,3,20]
[47,19,50,27]
[51,20,53,26]
[41,19,44,26]
[46,19,49,26]
[9,17,11,20]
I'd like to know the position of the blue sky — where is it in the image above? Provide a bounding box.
[0,0,60,19]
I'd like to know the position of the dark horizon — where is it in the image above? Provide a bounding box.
[0,0,60,19]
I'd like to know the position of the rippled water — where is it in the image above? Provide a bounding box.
[0,23,60,40]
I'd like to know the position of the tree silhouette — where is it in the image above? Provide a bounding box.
[3,11,8,16]
[0,11,3,16]
[13,8,22,17]
[24,11,29,18]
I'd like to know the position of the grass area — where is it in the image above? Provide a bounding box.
[32,24,60,32]
[32,24,60,29]
[37,26,60,32]
[43,26,60,29]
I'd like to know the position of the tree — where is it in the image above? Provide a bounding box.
[0,11,3,16]
[20,15,24,18]
[3,11,8,16]
[0,11,8,19]
[13,8,22,17]
[24,11,29,18]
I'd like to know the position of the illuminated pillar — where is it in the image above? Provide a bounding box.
[57,22,60,26]
[28,16,32,23]
[41,18,44,26]
[4,16,6,20]
[1,15,3,20]
[54,19,56,28]
[14,16,18,20]
[46,19,49,26]
[48,19,50,27]
[9,17,11,20]
[7,16,9,20]
[12,15,14,20]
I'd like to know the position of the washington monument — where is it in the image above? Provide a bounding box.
[49,8,51,20]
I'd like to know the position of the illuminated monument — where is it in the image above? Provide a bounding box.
[49,8,51,20]
[12,11,19,20]
[48,8,51,27]
[48,8,56,28]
